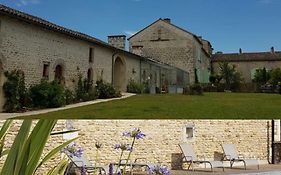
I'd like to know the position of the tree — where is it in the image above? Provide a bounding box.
[219,62,242,91]
[253,68,270,85]
[269,68,281,86]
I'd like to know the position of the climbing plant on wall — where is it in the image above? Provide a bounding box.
[3,70,27,112]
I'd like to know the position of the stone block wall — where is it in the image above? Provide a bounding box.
[0,119,271,174]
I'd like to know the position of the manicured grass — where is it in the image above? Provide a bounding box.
[20,93,281,119]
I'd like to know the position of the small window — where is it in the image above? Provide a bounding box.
[89,48,94,63]
[87,68,93,81]
[42,62,50,79]
[183,124,195,141]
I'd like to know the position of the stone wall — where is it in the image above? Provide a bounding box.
[129,19,211,84]
[0,119,271,174]
[0,14,144,110]
[212,60,281,83]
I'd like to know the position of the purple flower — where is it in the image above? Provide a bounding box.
[123,128,146,139]
[109,163,113,175]
[81,165,87,175]
[122,131,131,137]
[114,143,132,151]
[149,165,170,175]
[61,143,83,158]
[73,148,83,157]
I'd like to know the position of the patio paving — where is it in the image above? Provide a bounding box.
[170,164,281,175]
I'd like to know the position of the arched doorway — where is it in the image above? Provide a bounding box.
[54,64,64,84]
[113,57,126,91]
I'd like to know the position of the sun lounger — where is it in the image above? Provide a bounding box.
[179,143,224,172]
[66,154,107,174]
[222,143,259,170]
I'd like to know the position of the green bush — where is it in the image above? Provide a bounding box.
[183,84,203,95]
[3,70,27,112]
[65,89,75,105]
[29,80,66,108]
[75,74,98,102]
[96,79,121,99]
[127,79,145,94]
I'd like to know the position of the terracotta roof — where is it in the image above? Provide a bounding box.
[211,51,281,62]
[0,4,144,60]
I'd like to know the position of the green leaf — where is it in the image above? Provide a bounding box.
[50,129,80,136]
[37,137,78,169]
[0,120,32,175]
[45,157,69,175]
[24,119,57,175]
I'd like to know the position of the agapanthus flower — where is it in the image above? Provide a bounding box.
[123,128,145,139]
[149,165,170,175]
[114,143,132,151]
[109,163,113,175]
[81,165,87,175]
[61,143,83,158]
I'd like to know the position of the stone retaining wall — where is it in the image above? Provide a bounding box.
[0,119,272,174]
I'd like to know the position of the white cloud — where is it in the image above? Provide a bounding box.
[124,30,137,37]
[132,0,142,2]
[16,0,40,7]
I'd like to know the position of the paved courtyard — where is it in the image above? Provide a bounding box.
[170,164,281,175]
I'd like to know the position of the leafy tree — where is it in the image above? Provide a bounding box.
[253,68,270,85]
[219,62,242,91]
[269,68,281,86]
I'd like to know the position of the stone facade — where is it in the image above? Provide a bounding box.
[0,120,272,174]
[0,5,192,111]
[212,50,281,83]
[128,18,211,84]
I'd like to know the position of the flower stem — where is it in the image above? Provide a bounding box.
[94,149,99,175]
[122,137,136,175]
[116,150,124,174]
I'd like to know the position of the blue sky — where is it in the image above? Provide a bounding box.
[1,0,281,53]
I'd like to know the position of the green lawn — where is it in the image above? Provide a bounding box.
[20,93,281,119]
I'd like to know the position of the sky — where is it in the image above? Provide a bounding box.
[0,0,281,53]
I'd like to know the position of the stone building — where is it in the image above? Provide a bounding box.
[211,48,281,83]
[0,5,188,111]
[128,18,212,84]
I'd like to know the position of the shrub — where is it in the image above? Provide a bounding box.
[75,74,98,102]
[29,80,66,108]
[65,89,75,105]
[3,70,27,112]
[127,79,145,94]
[96,79,121,99]
[219,62,242,91]
[183,84,203,95]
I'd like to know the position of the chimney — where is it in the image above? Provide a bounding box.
[163,18,171,23]
[107,35,126,50]
[271,46,275,53]
[239,48,242,54]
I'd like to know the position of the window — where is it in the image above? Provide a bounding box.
[87,68,93,81]
[42,62,50,79]
[89,48,94,63]
[55,64,64,83]
[183,124,195,141]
